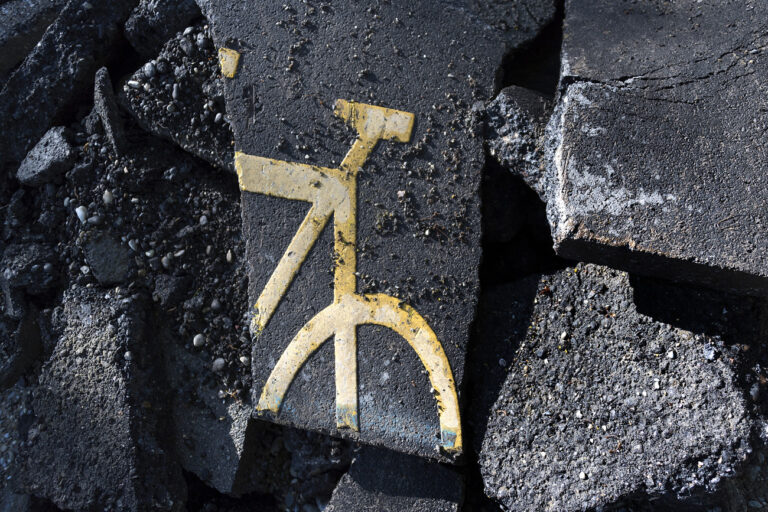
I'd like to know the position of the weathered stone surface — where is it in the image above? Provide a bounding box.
[15,287,186,511]
[207,0,555,461]
[93,67,128,155]
[486,85,550,180]
[0,382,32,512]
[83,231,133,286]
[479,263,757,511]
[326,446,462,512]
[482,86,552,245]
[124,0,201,58]
[0,0,138,167]
[15,127,73,186]
[0,306,41,391]
[0,0,65,82]
[538,0,768,296]
[119,23,234,172]
[163,339,289,496]
[0,243,57,294]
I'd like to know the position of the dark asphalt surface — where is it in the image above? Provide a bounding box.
[541,0,768,296]
[206,0,556,460]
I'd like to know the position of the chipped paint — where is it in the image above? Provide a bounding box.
[218,47,240,78]
[236,100,462,453]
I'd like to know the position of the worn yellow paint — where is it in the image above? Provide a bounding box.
[236,99,462,453]
[218,47,240,78]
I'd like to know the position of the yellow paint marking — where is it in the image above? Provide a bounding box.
[237,99,462,453]
[218,47,241,78]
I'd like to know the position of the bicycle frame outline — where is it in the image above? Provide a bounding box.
[235,99,462,452]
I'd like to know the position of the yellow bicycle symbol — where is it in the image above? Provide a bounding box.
[235,99,462,452]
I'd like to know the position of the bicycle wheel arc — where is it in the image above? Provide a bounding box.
[255,293,463,453]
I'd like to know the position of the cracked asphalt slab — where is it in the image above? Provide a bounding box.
[479,264,760,511]
[205,0,556,461]
[535,0,768,296]
[326,446,463,511]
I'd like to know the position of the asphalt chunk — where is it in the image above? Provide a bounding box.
[119,22,235,172]
[326,446,462,512]
[0,0,65,83]
[14,287,186,511]
[0,0,138,167]
[479,263,756,511]
[15,126,74,186]
[207,0,557,462]
[537,0,768,296]
[124,0,201,58]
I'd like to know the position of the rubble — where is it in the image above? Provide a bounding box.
[1,243,57,294]
[120,23,234,172]
[0,306,41,391]
[93,67,129,155]
[163,339,289,496]
[0,0,138,166]
[486,86,550,180]
[326,446,463,512]
[0,1,766,510]
[479,263,759,511]
[83,231,134,286]
[15,127,74,186]
[0,0,66,83]
[535,0,768,296]
[14,287,186,511]
[124,0,201,58]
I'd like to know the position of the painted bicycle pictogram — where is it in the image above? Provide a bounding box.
[235,99,462,452]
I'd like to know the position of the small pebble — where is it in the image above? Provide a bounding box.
[579,472,587,480]
[498,358,507,367]
[211,298,222,310]
[128,240,138,251]
[199,215,208,226]
[161,255,172,269]
[212,358,226,372]
[239,356,250,366]
[193,334,205,347]
[103,189,113,205]
[214,113,223,123]
[143,62,156,78]
[124,351,133,361]
[43,263,53,273]
[75,205,88,224]
[172,83,180,101]
[226,249,233,263]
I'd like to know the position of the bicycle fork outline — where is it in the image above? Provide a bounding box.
[235,99,462,452]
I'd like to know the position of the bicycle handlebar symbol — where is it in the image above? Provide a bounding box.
[235,99,462,453]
